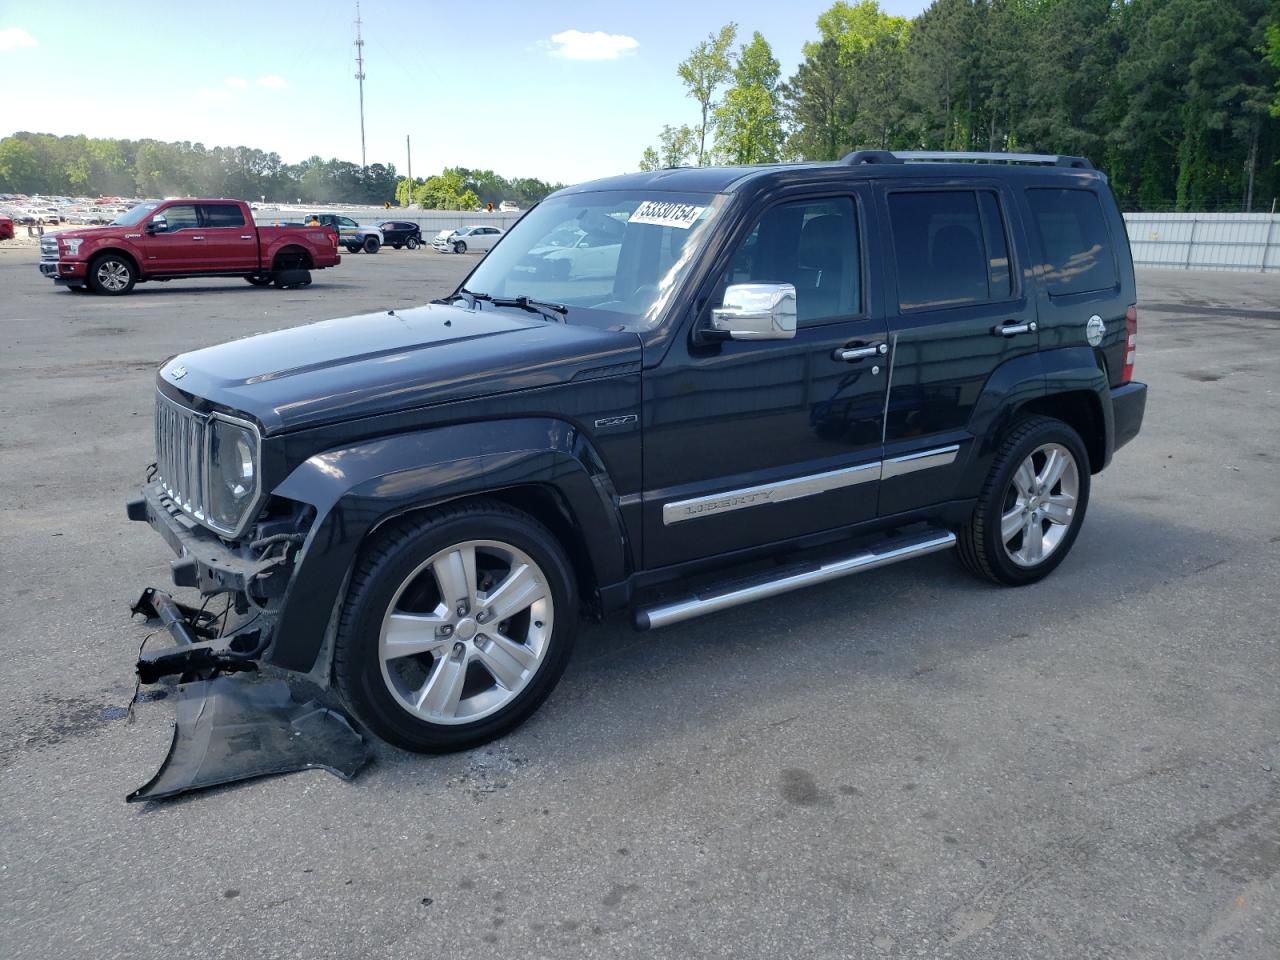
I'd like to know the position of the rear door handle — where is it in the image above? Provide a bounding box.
[834,342,888,362]
[191,236,205,241]
[240,234,253,240]
[994,321,1037,337]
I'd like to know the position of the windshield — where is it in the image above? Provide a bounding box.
[111,202,161,226]
[461,189,726,331]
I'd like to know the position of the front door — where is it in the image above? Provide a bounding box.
[197,202,258,271]
[642,189,890,569]
[140,203,203,273]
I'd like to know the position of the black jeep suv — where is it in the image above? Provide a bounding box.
[127,151,1147,752]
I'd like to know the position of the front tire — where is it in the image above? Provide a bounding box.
[363,236,381,254]
[453,240,467,254]
[87,254,136,295]
[334,500,578,753]
[406,236,420,250]
[956,416,1090,586]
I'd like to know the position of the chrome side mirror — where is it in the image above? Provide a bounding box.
[710,283,797,341]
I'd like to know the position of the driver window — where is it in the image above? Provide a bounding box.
[154,205,198,233]
[724,197,861,324]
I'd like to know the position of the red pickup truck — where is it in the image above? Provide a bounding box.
[38,199,340,295]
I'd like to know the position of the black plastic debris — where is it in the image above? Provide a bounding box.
[128,675,371,803]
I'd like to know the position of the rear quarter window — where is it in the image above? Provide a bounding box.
[1026,188,1118,295]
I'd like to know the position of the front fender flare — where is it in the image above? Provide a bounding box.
[265,417,630,672]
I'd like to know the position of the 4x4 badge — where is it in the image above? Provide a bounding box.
[1086,315,1105,347]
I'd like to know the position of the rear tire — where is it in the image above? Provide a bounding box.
[956,416,1091,586]
[86,254,136,295]
[334,500,578,753]
[363,236,381,254]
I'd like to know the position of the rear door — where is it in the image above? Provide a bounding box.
[874,180,1038,517]
[140,203,203,273]
[197,203,257,271]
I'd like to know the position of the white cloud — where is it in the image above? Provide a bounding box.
[224,76,249,89]
[257,75,288,89]
[546,29,638,61]
[0,26,37,50]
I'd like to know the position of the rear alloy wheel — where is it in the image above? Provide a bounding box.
[363,235,381,254]
[405,236,420,250]
[335,501,577,752]
[956,416,1090,586]
[87,254,135,295]
[453,240,467,254]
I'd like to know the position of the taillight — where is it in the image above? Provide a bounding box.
[1121,304,1136,383]
[330,231,338,250]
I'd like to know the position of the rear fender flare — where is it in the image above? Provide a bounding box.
[956,346,1109,498]
[266,418,630,672]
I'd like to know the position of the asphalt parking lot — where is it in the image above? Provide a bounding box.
[1,245,1277,959]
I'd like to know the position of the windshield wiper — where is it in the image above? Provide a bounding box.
[459,289,568,324]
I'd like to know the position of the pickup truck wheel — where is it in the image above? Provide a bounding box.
[956,416,1090,586]
[87,254,136,295]
[453,240,467,254]
[405,237,420,250]
[363,236,381,254]
[334,500,578,753]
[245,273,273,286]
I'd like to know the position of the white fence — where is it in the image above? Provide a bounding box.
[1123,212,1280,273]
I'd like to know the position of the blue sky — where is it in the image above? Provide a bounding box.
[0,0,927,185]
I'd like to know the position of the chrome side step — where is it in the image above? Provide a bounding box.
[633,529,957,630]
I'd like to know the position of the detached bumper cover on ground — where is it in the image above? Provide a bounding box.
[127,675,371,803]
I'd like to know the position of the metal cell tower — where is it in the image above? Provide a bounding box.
[354,0,367,169]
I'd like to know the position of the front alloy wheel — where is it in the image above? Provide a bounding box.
[88,255,135,295]
[378,540,553,725]
[334,501,577,752]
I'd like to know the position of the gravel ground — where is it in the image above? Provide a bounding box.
[0,244,1277,960]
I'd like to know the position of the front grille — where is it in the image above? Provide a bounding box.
[40,236,58,262]
[155,393,208,522]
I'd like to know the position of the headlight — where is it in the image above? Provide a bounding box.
[206,415,260,534]
[63,238,83,255]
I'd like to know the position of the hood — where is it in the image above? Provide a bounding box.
[158,301,641,435]
[54,225,126,241]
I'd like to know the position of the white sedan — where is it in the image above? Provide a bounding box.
[432,225,504,254]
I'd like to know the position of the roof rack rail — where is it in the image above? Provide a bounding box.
[841,150,1093,170]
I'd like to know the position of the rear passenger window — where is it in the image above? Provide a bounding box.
[889,190,1011,311]
[724,197,861,324]
[1026,188,1117,295]
[201,204,245,228]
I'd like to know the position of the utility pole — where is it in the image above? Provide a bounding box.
[354,0,367,169]
[406,134,412,208]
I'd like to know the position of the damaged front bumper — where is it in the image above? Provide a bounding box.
[126,481,302,682]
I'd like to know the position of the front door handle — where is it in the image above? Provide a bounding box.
[240,234,253,240]
[190,236,205,241]
[834,342,888,362]
[994,320,1037,337]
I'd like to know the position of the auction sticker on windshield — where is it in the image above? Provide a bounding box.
[629,201,706,229]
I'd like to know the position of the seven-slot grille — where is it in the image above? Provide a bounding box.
[155,393,208,521]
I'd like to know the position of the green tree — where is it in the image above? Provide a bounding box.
[782,38,853,160]
[677,23,738,164]
[714,32,785,165]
